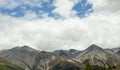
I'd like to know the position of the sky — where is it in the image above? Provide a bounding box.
[0,0,120,51]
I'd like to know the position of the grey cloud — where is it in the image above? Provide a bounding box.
[88,0,120,13]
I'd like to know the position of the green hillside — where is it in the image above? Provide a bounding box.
[0,65,23,70]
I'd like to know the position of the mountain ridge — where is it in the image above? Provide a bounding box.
[0,44,120,70]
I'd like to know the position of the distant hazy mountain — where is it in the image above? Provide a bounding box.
[0,44,120,70]
[54,49,81,58]
[104,47,120,56]
[116,50,120,55]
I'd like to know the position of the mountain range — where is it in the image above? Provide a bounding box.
[0,44,120,70]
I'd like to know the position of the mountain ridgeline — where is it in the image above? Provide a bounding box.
[0,44,120,70]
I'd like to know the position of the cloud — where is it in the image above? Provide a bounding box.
[0,11,120,51]
[0,0,18,9]
[88,0,120,13]
[0,0,120,51]
[52,0,77,18]
[22,10,38,20]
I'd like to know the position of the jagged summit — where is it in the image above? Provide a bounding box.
[85,44,104,52]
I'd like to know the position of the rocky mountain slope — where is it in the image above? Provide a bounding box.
[0,44,120,70]
[75,44,120,69]
[49,57,85,70]
[0,45,39,69]
[76,44,109,61]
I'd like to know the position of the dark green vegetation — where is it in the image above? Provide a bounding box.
[85,64,120,70]
[0,65,23,70]
[85,64,92,70]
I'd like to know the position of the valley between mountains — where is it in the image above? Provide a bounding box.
[0,44,120,70]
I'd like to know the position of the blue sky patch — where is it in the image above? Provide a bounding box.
[0,0,93,19]
[72,0,93,18]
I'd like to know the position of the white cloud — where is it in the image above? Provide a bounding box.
[0,11,120,51]
[0,0,18,9]
[88,0,120,13]
[0,0,120,51]
[52,0,77,18]
[22,11,38,20]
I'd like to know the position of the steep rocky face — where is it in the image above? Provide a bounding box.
[49,57,85,70]
[106,56,120,68]
[54,49,81,58]
[83,56,107,67]
[32,51,57,70]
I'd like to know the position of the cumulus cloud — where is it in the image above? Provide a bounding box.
[22,10,38,20]
[0,12,120,51]
[0,0,120,51]
[0,0,18,9]
[52,0,77,18]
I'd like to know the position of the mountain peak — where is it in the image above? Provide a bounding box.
[10,45,37,52]
[21,45,31,49]
[20,45,38,51]
[85,44,104,52]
